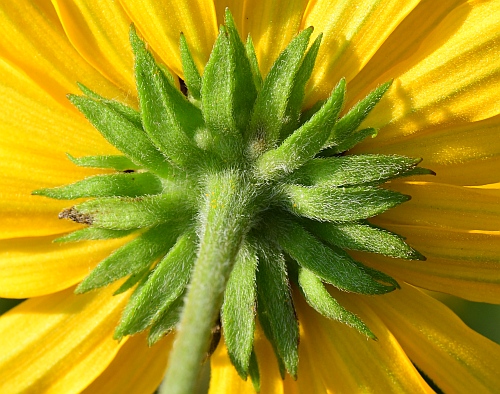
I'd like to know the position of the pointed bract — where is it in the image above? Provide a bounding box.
[281,33,324,139]
[292,154,421,187]
[273,218,396,295]
[115,230,197,338]
[248,348,261,392]
[148,293,184,346]
[33,172,162,200]
[281,184,410,222]
[180,33,202,101]
[67,154,140,171]
[70,191,194,230]
[248,27,314,149]
[77,83,143,129]
[130,26,209,170]
[325,81,392,149]
[114,265,152,295]
[222,241,258,379]
[297,267,375,339]
[75,224,179,293]
[245,36,263,92]
[54,228,135,243]
[308,221,425,260]
[224,9,258,132]
[201,11,257,162]
[68,94,171,178]
[256,79,345,180]
[325,127,378,155]
[256,241,299,378]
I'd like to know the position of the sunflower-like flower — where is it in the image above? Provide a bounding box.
[1,1,500,393]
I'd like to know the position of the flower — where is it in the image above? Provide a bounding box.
[1,1,500,393]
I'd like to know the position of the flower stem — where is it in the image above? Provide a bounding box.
[162,170,254,394]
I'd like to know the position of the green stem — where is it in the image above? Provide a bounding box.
[162,170,254,394]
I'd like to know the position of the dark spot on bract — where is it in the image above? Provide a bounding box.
[59,207,94,225]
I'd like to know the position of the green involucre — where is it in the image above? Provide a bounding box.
[35,10,431,391]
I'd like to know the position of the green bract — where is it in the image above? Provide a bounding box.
[34,10,430,393]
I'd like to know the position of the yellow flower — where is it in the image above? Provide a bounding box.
[1,0,500,393]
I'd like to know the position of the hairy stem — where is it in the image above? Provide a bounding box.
[162,170,254,394]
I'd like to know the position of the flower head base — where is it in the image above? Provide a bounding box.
[33,9,430,393]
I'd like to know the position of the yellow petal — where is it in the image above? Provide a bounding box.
[51,0,136,94]
[0,59,118,157]
[302,0,421,106]
[379,224,500,264]
[118,0,218,77]
[210,327,285,393]
[377,181,500,231]
[352,227,500,303]
[0,58,118,238]
[347,0,466,104]
[0,0,131,107]
[352,114,500,186]
[426,157,500,188]
[82,332,173,394]
[0,234,133,298]
[0,284,129,394]
[295,293,432,393]
[210,339,266,394]
[0,192,82,240]
[470,182,500,191]
[210,294,432,393]
[359,1,500,142]
[365,283,500,393]
[213,1,245,32]
[240,0,309,77]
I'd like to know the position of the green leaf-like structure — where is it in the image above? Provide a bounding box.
[35,10,431,393]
